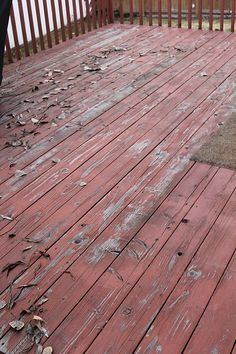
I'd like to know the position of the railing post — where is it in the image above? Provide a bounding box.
[107,0,114,24]
[231,0,235,32]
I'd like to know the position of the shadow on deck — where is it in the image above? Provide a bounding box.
[0,25,235,354]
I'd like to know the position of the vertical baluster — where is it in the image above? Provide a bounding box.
[78,0,86,33]
[188,0,192,29]
[158,0,162,26]
[149,0,153,26]
[65,0,73,38]
[167,0,171,27]
[72,0,79,36]
[110,0,114,23]
[220,0,224,31]
[198,0,202,29]
[91,0,97,28]
[139,0,143,25]
[101,0,106,26]
[130,0,134,24]
[10,6,21,60]
[209,0,213,30]
[18,0,30,56]
[35,0,45,49]
[96,0,102,27]
[58,0,66,41]
[119,0,124,24]
[178,0,181,28]
[43,0,52,47]
[85,0,92,30]
[26,0,37,53]
[231,0,235,32]
[51,0,59,44]
[5,34,13,63]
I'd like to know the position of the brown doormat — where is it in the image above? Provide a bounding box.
[191,114,236,171]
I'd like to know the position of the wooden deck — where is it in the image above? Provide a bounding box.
[0,24,235,354]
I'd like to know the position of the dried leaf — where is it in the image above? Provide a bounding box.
[2,261,24,275]
[43,347,53,354]
[0,300,7,310]
[0,214,13,221]
[8,286,24,309]
[23,246,33,252]
[112,46,127,52]
[37,296,48,306]
[15,170,27,177]
[9,233,16,238]
[9,161,17,168]
[181,218,189,224]
[200,72,208,77]
[79,181,87,187]
[5,122,11,129]
[84,65,101,72]
[25,237,42,243]
[32,86,39,92]
[33,315,45,323]
[52,158,60,164]
[53,69,64,74]
[174,45,187,52]
[31,118,39,124]
[160,47,169,53]
[58,112,66,120]
[9,320,25,331]
[16,119,26,126]
[39,250,50,258]
[17,284,36,289]
[36,344,43,354]
[42,95,50,100]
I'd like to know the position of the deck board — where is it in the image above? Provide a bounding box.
[0,25,235,354]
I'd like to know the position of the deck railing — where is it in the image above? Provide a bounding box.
[5,0,236,64]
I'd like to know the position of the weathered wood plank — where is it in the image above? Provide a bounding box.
[184,253,236,354]
[86,168,236,353]
[136,192,236,353]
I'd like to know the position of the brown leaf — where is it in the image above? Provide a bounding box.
[17,284,36,289]
[39,250,50,258]
[9,320,25,331]
[9,233,16,238]
[2,261,24,276]
[25,237,42,243]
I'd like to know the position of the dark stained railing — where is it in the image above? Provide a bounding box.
[5,0,236,64]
